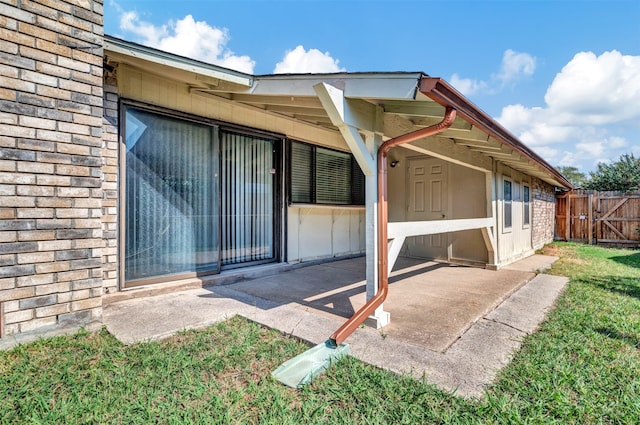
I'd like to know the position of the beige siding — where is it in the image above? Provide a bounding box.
[496,164,533,265]
[116,65,347,152]
[386,148,490,264]
[449,165,489,264]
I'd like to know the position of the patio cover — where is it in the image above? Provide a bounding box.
[105,36,571,189]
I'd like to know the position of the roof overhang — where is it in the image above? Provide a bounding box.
[419,78,573,189]
[103,35,572,190]
[104,35,253,88]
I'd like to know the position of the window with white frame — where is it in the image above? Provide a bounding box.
[503,179,513,230]
[523,184,531,226]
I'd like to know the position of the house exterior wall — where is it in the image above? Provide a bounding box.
[386,147,556,268]
[449,164,489,264]
[387,147,490,265]
[0,5,562,339]
[532,176,556,249]
[0,0,104,338]
[101,72,118,294]
[109,64,366,283]
[496,163,534,265]
[287,207,365,262]
[115,64,347,152]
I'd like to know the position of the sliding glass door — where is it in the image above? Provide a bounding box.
[221,132,275,266]
[123,106,278,286]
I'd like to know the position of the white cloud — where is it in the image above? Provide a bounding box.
[558,140,619,170]
[450,73,487,96]
[274,45,345,74]
[117,11,255,74]
[496,49,536,84]
[449,49,536,95]
[544,50,640,124]
[531,146,559,161]
[497,50,640,171]
[120,11,166,46]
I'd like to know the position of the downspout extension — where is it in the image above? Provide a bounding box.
[329,107,457,346]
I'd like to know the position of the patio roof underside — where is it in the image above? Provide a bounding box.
[194,75,568,188]
[105,38,570,189]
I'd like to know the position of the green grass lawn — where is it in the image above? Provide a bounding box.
[1,242,639,424]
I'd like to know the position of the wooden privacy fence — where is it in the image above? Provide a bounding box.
[556,190,640,247]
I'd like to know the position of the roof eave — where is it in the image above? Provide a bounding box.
[420,77,574,189]
[250,73,424,99]
[104,35,254,87]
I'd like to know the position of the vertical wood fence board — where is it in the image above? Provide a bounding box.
[555,190,640,247]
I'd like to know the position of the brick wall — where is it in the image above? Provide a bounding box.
[101,71,117,294]
[532,177,556,249]
[0,0,104,337]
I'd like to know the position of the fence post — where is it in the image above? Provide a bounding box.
[565,193,571,241]
[588,193,593,244]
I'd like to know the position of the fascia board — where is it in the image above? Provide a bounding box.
[420,77,574,189]
[104,35,253,87]
[251,73,423,99]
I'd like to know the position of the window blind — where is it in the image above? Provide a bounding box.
[124,108,219,281]
[290,141,365,206]
[221,132,275,265]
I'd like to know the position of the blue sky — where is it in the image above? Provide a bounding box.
[104,0,640,174]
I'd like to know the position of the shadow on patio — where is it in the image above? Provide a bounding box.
[103,253,567,397]
[213,256,537,352]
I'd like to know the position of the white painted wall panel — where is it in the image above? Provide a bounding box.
[299,209,333,259]
[350,211,363,252]
[287,208,300,261]
[287,207,365,262]
[332,211,352,256]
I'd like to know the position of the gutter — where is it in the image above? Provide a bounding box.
[420,78,573,190]
[329,107,457,346]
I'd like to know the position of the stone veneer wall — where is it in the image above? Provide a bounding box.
[532,177,556,249]
[0,0,104,337]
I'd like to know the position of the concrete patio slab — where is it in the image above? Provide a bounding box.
[228,257,537,352]
[102,254,568,398]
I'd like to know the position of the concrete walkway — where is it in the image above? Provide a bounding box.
[103,255,568,398]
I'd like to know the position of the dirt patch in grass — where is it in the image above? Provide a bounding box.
[540,244,566,257]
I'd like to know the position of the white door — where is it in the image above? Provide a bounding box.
[406,157,448,259]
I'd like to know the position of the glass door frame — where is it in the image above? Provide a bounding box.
[118,100,284,288]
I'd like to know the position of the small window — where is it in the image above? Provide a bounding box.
[523,185,531,226]
[290,141,365,205]
[504,179,512,229]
